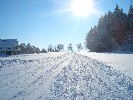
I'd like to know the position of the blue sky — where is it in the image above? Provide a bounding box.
[0,0,131,50]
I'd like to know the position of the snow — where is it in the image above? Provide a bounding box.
[0,52,133,100]
[0,52,65,60]
[79,52,133,79]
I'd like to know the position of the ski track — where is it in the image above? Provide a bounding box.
[0,53,133,100]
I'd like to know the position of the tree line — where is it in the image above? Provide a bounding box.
[17,43,86,54]
[86,4,133,52]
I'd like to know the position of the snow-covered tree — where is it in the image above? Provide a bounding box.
[18,43,27,54]
[68,43,73,52]
[48,45,53,52]
[54,46,59,52]
[35,47,40,54]
[128,5,133,31]
[42,48,47,53]
[57,44,64,52]
[77,43,83,51]
[86,4,133,52]
[26,43,34,54]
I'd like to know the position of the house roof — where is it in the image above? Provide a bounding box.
[0,39,18,47]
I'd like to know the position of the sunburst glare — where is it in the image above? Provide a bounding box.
[70,0,95,17]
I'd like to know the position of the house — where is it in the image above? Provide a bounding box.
[0,39,18,55]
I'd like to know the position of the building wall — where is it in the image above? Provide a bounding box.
[0,39,18,55]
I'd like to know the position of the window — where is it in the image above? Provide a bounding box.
[2,40,6,41]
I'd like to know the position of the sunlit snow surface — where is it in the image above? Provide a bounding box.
[79,52,133,79]
[0,52,133,100]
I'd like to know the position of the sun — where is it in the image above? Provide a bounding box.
[70,0,94,17]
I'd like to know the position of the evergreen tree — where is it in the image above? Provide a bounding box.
[36,47,40,54]
[57,44,64,51]
[68,43,73,52]
[86,4,133,52]
[128,5,133,30]
[48,45,53,52]
[77,43,83,51]
[26,43,34,54]
[18,43,27,54]
[42,48,47,53]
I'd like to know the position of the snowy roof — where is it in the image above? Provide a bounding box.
[0,39,18,47]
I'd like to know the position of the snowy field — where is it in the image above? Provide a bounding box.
[79,52,133,79]
[0,52,133,100]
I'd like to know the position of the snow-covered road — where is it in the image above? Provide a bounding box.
[0,53,133,100]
